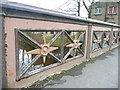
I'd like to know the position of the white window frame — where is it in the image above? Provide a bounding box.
[94,7,102,15]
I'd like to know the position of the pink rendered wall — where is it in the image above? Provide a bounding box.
[4,17,88,88]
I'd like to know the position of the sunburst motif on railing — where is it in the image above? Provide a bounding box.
[18,30,62,79]
[113,31,118,43]
[25,35,58,63]
[93,31,110,50]
[66,38,82,49]
[63,31,85,60]
[103,32,110,46]
[93,32,103,49]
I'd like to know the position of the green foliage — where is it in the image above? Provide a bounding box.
[89,57,95,63]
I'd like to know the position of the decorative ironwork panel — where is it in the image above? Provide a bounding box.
[112,31,119,44]
[102,31,110,48]
[92,31,110,51]
[118,31,120,43]
[92,31,103,51]
[16,30,63,79]
[16,30,86,80]
[63,31,85,61]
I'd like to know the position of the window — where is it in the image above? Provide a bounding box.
[94,7,102,15]
[108,6,117,14]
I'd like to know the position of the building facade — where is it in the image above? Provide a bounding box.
[90,1,120,25]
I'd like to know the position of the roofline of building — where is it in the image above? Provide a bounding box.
[1,1,120,28]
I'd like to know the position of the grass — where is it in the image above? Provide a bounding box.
[88,57,95,63]
[45,32,82,47]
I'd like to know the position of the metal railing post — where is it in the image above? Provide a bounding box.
[86,23,92,61]
[61,30,64,63]
[109,26,113,49]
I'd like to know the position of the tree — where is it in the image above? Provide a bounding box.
[57,0,79,16]
[57,0,95,18]
[82,0,95,18]
[77,0,81,16]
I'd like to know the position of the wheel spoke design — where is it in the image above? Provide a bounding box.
[93,32,102,49]
[64,31,85,60]
[113,31,118,43]
[103,32,110,46]
[25,33,61,63]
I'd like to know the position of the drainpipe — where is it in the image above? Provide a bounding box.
[104,2,108,22]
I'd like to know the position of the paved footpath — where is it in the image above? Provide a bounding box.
[43,47,119,88]
[0,61,2,89]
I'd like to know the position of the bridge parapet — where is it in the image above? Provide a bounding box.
[1,2,120,88]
